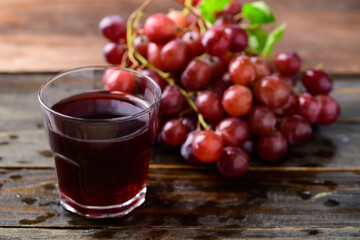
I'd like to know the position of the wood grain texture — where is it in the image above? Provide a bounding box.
[0,73,359,238]
[0,227,360,239]
[0,168,360,230]
[0,0,359,73]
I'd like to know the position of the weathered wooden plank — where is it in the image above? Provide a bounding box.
[0,0,359,73]
[0,227,360,239]
[0,168,360,228]
[0,74,46,119]
[0,0,175,73]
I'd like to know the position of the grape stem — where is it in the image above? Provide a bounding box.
[120,50,129,68]
[178,107,194,119]
[134,52,209,130]
[126,0,153,68]
[315,63,324,69]
[197,18,207,35]
[126,0,209,130]
[234,12,242,22]
[176,0,212,29]
[179,15,199,33]
[245,47,261,57]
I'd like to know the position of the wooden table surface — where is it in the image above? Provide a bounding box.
[1,0,360,239]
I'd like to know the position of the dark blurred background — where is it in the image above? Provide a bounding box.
[0,0,359,73]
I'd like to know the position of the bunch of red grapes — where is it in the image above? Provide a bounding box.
[99,0,340,179]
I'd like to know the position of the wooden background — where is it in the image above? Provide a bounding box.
[0,0,359,73]
[1,0,360,239]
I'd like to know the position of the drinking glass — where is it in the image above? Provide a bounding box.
[38,66,161,218]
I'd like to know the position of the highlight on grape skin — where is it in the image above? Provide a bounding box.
[98,0,341,178]
[103,69,136,93]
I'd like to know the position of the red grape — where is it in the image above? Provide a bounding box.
[147,42,166,70]
[161,119,187,146]
[217,147,250,179]
[220,54,231,68]
[167,10,190,29]
[99,15,126,42]
[195,91,224,120]
[103,69,135,93]
[161,39,188,72]
[297,92,321,124]
[181,117,197,132]
[142,69,165,91]
[180,0,201,6]
[242,135,257,154]
[181,58,212,91]
[144,14,176,44]
[182,31,205,58]
[272,72,296,86]
[250,57,272,80]
[216,117,249,146]
[222,85,253,117]
[302,68,333,95]
[317,95,340,125]
[275,51,301,76]
[223,0,242,16]
[273,91,297,117]
[282,75,296,86]
[103,42,124,65]
[254,75,291,109]
[159,85,185,116]
[225,26,248,52]
[133,35,148,57]
[209,73,234,95]
[180,131,203,164]
[187,13,198,27]
[192,130,224,163]
[280,115,312,145]
[157,131,175,150]
[246,106,276,135]
[202,27,230,56]
[257,131,287,161]
[228,56,256,85]
[213,15,237,27]
[203,55,226,81]
[275,74,296,88]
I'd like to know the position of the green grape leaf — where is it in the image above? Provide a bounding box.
[247,28,268,53]
[242,1,275,25]
[262,23,287,56]
[199,0,231,23]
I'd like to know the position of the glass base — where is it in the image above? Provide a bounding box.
[60,187,146,219]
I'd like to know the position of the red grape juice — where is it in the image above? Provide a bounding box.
[48,90,157,215]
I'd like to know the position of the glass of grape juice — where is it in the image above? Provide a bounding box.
[38,66,161,218]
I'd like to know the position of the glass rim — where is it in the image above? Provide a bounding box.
[38,66,162,123]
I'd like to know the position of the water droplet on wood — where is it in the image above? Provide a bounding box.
[10,175,22,180]
[297,190,312,200]
[9,135,18,139]
[22,197,37,205]
[324,198,339,207]
[19,213,55,225]
[39,150,53,158]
